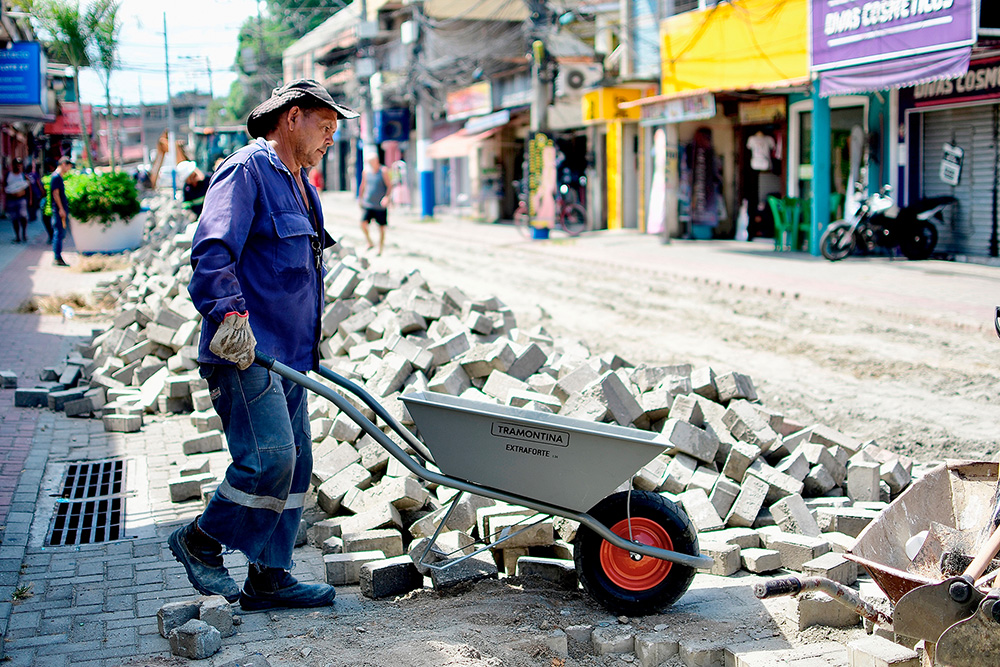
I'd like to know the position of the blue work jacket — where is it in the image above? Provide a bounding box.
[189,138,335,372]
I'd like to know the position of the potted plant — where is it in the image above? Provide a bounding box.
[62,171,145,253]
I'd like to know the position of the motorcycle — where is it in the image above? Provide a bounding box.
[819,186,957,261]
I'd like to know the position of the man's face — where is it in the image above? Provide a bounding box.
[291,107,339,169]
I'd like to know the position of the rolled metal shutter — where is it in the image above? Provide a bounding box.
[921,104,999,257]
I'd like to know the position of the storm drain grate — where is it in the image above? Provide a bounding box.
[47,459,126,546]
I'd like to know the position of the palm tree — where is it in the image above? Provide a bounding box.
[92,0,123,170]
[31,0,120,170]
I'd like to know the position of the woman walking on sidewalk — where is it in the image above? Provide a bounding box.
[4,159,31,243]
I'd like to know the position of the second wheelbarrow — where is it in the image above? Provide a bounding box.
[255,351,713,615]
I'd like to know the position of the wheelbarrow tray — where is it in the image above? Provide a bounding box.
[401,391,669,513]
[846,460,999,604]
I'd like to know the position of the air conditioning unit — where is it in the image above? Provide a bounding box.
[555,63,603,98]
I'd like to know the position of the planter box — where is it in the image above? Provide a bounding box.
[69,211,147,254]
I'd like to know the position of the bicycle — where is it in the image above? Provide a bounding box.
[513,183,587,238]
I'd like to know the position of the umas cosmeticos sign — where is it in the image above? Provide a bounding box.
[811,0,977,71]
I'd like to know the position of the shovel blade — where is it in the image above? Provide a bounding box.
[936,598,1000,667]
[892,576,984,643]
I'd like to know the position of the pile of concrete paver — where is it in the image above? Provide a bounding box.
[8,196,925,661]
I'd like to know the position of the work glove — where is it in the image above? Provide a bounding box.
[209,311,256,370]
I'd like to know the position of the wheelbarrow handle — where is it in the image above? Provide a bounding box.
[255,350,277,370]
[253,350,434,463]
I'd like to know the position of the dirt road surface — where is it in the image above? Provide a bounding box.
[141,193,1000,666]
[324,192,1000,463]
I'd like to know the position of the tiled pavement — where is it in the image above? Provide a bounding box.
[0,221,336,665]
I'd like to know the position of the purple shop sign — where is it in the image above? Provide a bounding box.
[811,0,977,71]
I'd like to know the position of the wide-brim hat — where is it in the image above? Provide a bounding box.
[246,79,359,138]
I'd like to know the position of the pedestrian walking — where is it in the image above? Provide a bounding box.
[49,157,73,266]
[4,159,31,243]
[171,79,358,610]
[358,151,392,254]
[26,161,46,238]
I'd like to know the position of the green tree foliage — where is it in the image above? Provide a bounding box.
[29,0,121,170]
[92,0,124,170]
[223,0,352,122]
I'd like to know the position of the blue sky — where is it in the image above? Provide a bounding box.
[75,0,259,107]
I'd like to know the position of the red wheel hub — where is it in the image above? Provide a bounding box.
[599,517,673,591]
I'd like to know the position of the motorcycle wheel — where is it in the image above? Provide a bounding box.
[820,224,855,261]
[900,221,938,260]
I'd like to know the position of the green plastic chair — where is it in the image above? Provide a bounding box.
[783,197,808,251]
[767,195,790,251]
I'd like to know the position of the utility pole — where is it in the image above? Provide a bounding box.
[163,13,175,139]
[416,87,433,217]
[405,5,433,217]
[164,12,178,191]
[205,56,213,99]
[357,0,376,163]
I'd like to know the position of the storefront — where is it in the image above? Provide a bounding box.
[900,55,1000,258]
[582,86,652,231]
[808,0,978,254]
[623,0,808,240]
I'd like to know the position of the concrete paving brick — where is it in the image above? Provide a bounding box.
[598,371,644,426]
[741,547,783,573]
[635,631,679,667]
[429,552,498,590]
[552,364,601,402]
[747,461,805,505]
[698,542,740,576]
[592,624,635,655]
[709,477,741,518]
[770,493,822,537]
[659,419,719,463]
[726,474,769,528]
[662,453,699,494]
[507,343,547,381]
[815,507,879,538]
[723,441,761,483]
[847,461,881,503]
[342,529,404,558]
[723,401,777,453]
[360,555,423,599]
[680,488,725,532]
[715,371,757,403]
[764,533,832,571]
[515,557,577,590]
[802,552,858,586]
[797,593,861,631]
[679,637,728,667]
[691,366,717,401]
[322,551,385,584]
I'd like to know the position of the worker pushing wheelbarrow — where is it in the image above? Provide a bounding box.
[167,77,711,615]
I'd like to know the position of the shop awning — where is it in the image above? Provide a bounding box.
[426,128,497,159]
[620,76,810,109]
[659,0,808,97]
[818,47,972,97]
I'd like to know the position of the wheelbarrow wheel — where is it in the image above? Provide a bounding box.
[574,490,698,616]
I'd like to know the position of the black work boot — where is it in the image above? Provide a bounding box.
[239,563,336,611]
[168,518,240,602]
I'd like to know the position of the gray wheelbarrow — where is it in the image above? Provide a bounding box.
[255,351,712,615]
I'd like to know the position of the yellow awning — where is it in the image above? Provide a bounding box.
[660,0,809,96]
